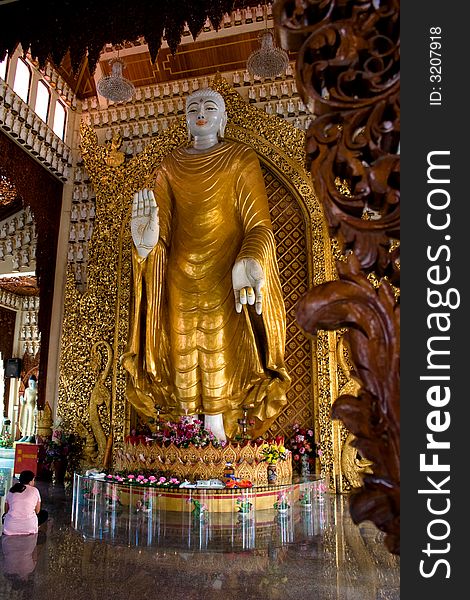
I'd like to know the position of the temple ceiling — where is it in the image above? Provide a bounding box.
[0,1,292,99]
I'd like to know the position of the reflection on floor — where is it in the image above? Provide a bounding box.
[0,479,399,600]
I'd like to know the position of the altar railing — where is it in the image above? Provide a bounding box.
[71,473,329,551]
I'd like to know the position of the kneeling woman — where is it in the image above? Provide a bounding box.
[2,470,48,535]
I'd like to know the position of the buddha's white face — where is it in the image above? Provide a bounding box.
[186,96,225,140]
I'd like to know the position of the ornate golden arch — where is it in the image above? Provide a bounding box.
[58,79,340,484]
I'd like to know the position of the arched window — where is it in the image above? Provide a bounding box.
[13,58,31,102]
[53,100,66,139]
[0,53,8,81]
[35,80,50,122]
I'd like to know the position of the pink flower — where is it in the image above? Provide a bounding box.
[294,454,300,461]
[299,447,305,455]
[307,429,314,437]
[148,476,156,481]
[159,477,167,483]
[128,474,135,480]
[107,474,113,479]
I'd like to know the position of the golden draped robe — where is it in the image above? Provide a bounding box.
[122,141,290,438]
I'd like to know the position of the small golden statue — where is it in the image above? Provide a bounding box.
[36,401,53,439]
[105,133,125,167]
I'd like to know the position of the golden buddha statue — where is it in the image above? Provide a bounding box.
[122,88,290,440]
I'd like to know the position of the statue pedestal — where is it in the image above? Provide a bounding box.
[115,441,293,486]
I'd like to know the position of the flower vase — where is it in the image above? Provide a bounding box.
[300,454,313,477]
[237,511,251,522]
[267,464,277,484]
[105,500,121,513]
[192,509,208,524]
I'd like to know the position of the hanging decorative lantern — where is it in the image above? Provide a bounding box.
[96,58,135,103]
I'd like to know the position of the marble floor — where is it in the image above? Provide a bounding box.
[0,477,400,600]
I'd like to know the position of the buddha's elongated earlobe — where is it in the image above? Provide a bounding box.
[187,120,192,142]
[218,112,228,139]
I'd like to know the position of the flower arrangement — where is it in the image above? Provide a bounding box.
[82,481,101,501]
[104,486,121,507]
[135,498,152,513]
[259,440,288,465]
[235,496,253,514]
[299,490,312,507]
[153,416,221,448]
[188,498,208,519]
[0,431,12,448]
[42,422,74,465]
[285,423,320,472]
[313,479,327,499]
[273,491,290,511]
[105,473,181,488]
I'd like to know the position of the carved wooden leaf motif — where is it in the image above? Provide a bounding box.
[275,0,400,554]
[296,255,400,553]
[306,97,400,277]
[276,0,400,277]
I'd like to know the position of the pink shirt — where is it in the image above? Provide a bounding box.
[3,485,40,535]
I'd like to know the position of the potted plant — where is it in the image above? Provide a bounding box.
[42,421,74,482]
[0,418,12,449]
[259,440,288,484]
[104,487,122,512]
[235,496,253,519]
[273,491,290,514]
[299,490,312,509]
[285,423,321,477]
[189,498,208,521]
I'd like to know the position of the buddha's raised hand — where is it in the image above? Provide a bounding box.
[131,189,159,258]
[232,258,265,315]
